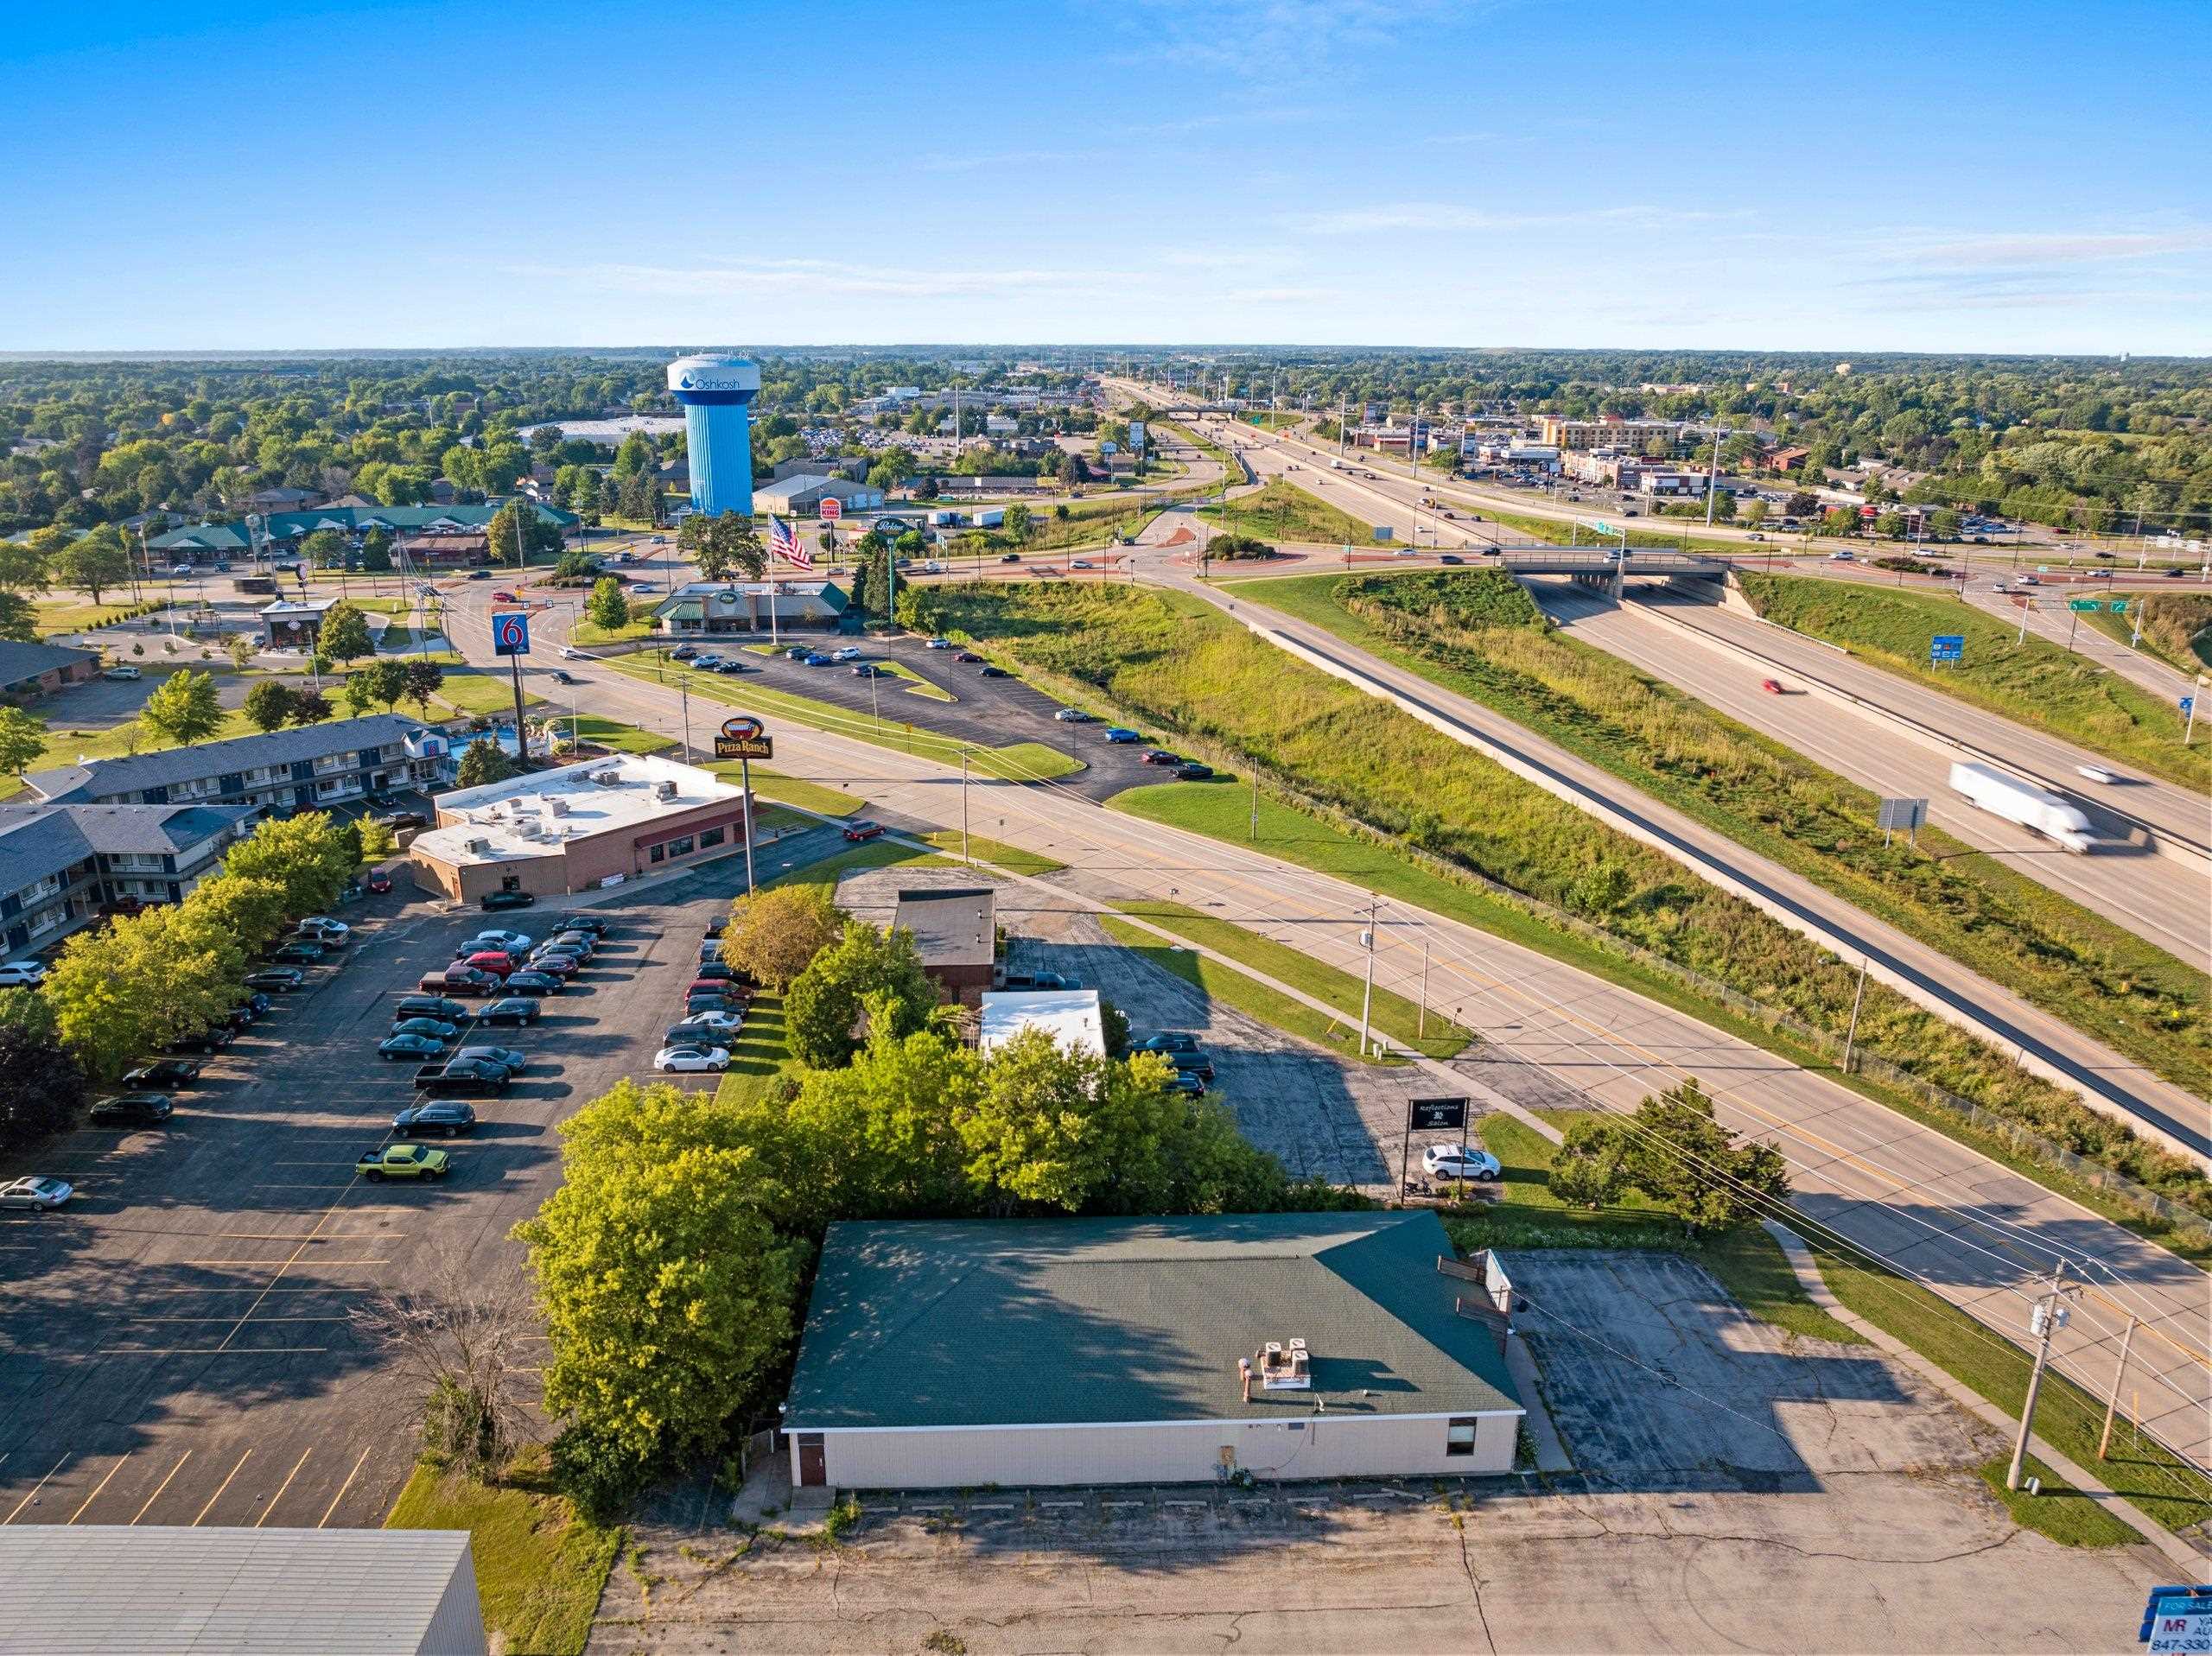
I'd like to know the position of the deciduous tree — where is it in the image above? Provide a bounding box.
[243,679,295,733]
[319,600,372,663]
[0,706,45,776]
[720,885,842,993]
[587,577,630,634]
[782,920,938,1069]
[138,668,225,747]
[221,812,358,917]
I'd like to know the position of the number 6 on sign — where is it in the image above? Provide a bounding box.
[492,612,531,657]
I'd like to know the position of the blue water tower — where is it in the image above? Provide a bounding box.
[666,354,760,517]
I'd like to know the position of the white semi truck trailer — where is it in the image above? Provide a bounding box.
[1948,761,2094,852]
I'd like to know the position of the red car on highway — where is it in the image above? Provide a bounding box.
[492,589,519,602]
[1760,678,1785,695]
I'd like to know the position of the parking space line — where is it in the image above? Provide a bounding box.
[67,1455,130,1522]
[194,1450,252,1525]
[100,1346,331,1356]
[318,1446,372,1527]
[122,1314,349,1323]
[259,1450,316,1520]
[3,1456,67,1523]
[171,1258,389,1267]
[129,1452,192,1523]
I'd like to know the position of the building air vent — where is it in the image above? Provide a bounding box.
[548,796,569,817]
[464,837,492,856]
[591,771,623,786]
[654,780,677,801]
[1258,1337,1312,1391]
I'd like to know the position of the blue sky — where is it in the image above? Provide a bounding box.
[5,0,2209,353]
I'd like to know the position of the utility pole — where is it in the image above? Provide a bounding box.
[2098,1315,2138,1460]
[1249,765,1259,841]
[1841,955,1869,1072]
[1705,420,1724,526]
[677,675,691,763]
[1357,898,1379,1059]
[960,750,971,864]
[1418,936,1430,1039]
[2005,1265,2070,1492]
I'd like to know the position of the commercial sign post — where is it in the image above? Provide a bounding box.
[1929,633,1964,665]
[492,612,531,761]
[2139,1588,2212,1654]
[1403,1096,1471,1194]
[711,717,773,895]
[1128,420,1147,457]
[1877,796,1929,848]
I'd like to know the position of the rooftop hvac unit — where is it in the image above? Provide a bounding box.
[464,837,492,856]
[591,770,623,786]
[654,780,677,801]
[548,796,569,817]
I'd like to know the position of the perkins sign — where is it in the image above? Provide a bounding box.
[713,714,773,761]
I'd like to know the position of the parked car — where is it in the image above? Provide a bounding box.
[1053,707,1093,723]
[684,993,734,1018]
[104,665,143,681]
[1162,1070,1208,1097]
[393,995,467,1025]
[842,820,886,843]
[89,1094,174,1126]
[1142,750,1181,765]
[501,971,563,996]
[164,1025,236,1055]
[925,638,954,650]
[1173,762,1214,781]
[391,1017,460,1041]
[412,1059,511,1095]
[270,941,326,965]
[802,651,833,666]
[365,870,394,895]
[785,645,810,661]
[372,809,429,830]
[0,1176,74,1210]
[653,1044,731,1073]
[392,1101,477,1138]
[379,1033,448,1063]
[468,930,533,955]
[480,889,537,911]
[1423,1143,1502,1182]
[1141,1032,1199,1055]
[956,650,984,663]
[419,968,497,996]
[547,932,596,959]
[454,1044,527,1075]
[355,1145,450,1181]
[0,961,47,988]
[480,997,542,1026]
[980,664,1011,679]
[830,646,862,661]
[524,953,580,978]
[123,1060,201,1090]
[561,913,613,936]
[851,663,888,677]
[1103,727,1141,745]
[714,660,753,674]
[459,951,518,980]
[692,961,737,981]
[671,1009,744,1037]
[670,644,697,659]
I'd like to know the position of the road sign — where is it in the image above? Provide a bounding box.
[1877,797,1928,832]
[2183,697,2196,715]
[491,612,531,657]
[1100,441,1119,456]
[1372,525,1393,542]
[1128,420,1147,454]
[1408,1097,1469,1133]
[2111,599,2128,613]
[712,714,773,761]
[1930,634,1964,663]
[2068,597,2104,612]
[817,496,842,522]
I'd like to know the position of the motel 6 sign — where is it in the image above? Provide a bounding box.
[492,612,531,657]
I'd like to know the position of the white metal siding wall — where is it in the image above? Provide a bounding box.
[808,1412,1518,1489]
[419,1545,489,1654]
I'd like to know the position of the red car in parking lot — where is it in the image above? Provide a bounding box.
[365,869,393,894]
[842,820,885,842]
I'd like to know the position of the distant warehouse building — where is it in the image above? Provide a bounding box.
[780,1211,1523,1491]
[753,474,886,517]
[0,1526,485,1655]
[408,752,755,904]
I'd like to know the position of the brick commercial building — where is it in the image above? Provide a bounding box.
[407,752,756,904]
[0,640,99,701]
[892,885,996,1006]
[781,1211,1525,1490]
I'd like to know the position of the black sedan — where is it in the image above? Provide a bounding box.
[244,967,306,992]
[979,664,1010,679]
[392,1101,478,1137]
[165,1025,237,1055]
[89,1094,175,1126]
[479,997,542,1026]
[1141,750,1181,766]
[1174,762,1215,782]
[122,1060,202,1090]
[501,971,563,997]
[480,890,537,911]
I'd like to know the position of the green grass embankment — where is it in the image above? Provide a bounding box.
[1230,568,2207,1099]
[897,577,2212,1233]
[1738,572,2209,790]
[1199,479,1401,547]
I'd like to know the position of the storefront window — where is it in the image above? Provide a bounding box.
[648,843,664,864]
[699,827,725,849]
[667,835,694,858]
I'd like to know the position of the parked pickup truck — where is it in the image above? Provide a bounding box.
[355,1144,451,1181]
[412,1059,512,1095]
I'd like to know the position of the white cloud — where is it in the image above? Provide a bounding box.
[1893,228,2212,268]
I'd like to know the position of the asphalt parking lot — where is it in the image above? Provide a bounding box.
[589,1247,2165,1655]
[0,848,772,1532]
[659,635,1171,803]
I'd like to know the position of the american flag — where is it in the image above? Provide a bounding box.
[768,515,813,570]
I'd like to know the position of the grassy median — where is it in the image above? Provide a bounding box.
[1198,479,1400,547]
[1738,572,2209,790]
[1228,568,2207,1100]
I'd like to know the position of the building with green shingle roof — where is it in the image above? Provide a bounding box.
[781,1210,1522,1489]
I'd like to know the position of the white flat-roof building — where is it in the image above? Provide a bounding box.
[408,752,753,904]
[979,988,1105,1058]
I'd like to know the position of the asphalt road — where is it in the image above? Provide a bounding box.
[0,847,789,1532]
[1523,581,2212,964]
[470,596,2212,1478]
